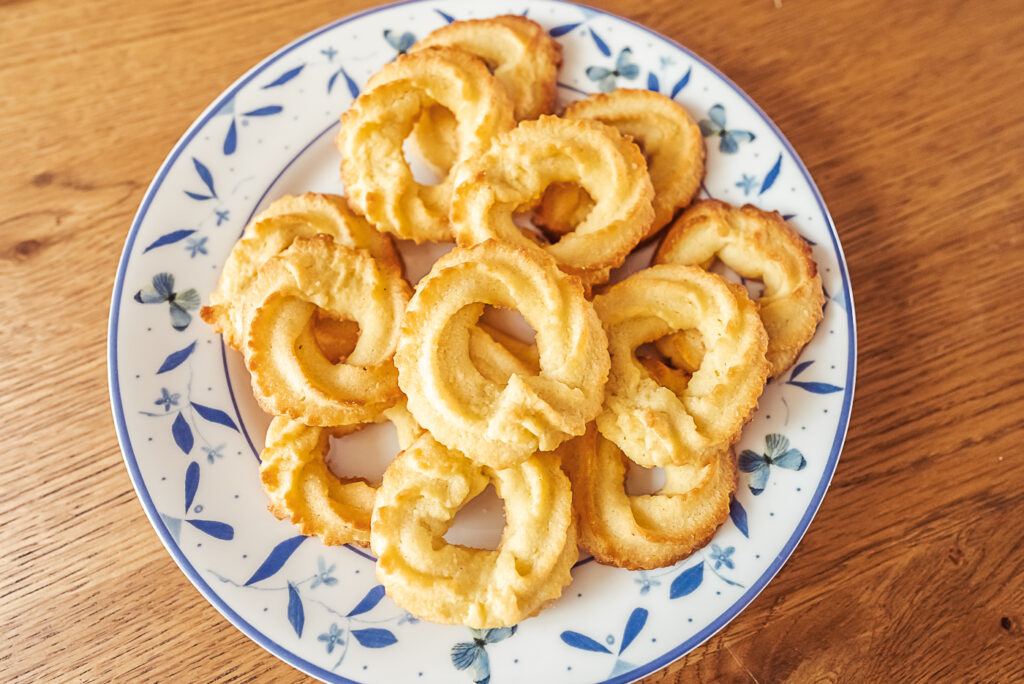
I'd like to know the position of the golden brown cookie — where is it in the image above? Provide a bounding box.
[337,47,514,242]
[654,200,824,375]
[594,264,769,468]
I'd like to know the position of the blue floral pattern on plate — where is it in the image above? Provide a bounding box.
[109,1,856,682]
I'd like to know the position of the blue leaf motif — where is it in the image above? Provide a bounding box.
[191,158,216,198]
[759,154,782,195]
[351,628,397,648]
[548,23,580,37]
[153,273,175,298]
[731,130,756,144]
[341,68,359,98]
[190,402,239,431]
[184,191,213,201]
[729,497,750,537]
[788,381,843,394]
[749,466,770,495]
[789,360,814,380]
[243,105,283,117]
[483,626,516,643]
[738,450,767,473]
[614,50,638,79]
[669,561,704,598]
[774,448,807,470]
[327,70,341,94]
[616,48,639,79]
[172,413,194,454]
[589,28,611,57]
[560,631,612,653]
[766,433,788,457]
[184,460,199,511]
[671,67,692,97]
[287,581,304,637]
[223,119,237,155]
[706,105,726,129]
[451,641,483,671]
[169,301,194,331]
[435,8,455,23]
[157,341,196,374]
[647,72,660,92]
[347,585,386,617]
[384,30,415,55]
[263,65,304,89]
[186,519,234,540]
[619,608,648,654]
[244,535,307,585]
[144,229,196,253]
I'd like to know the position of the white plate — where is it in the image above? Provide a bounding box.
[108,1,856,682]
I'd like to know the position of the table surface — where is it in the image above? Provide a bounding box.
[3,0,1023,681]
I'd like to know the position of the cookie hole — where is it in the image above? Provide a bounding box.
[625,461,667,495]
[406,103,456,182]
[443,483,506,550]
[480,305,537,347]
[392,238,454,287]
[311,309,360,364]
[477,305,541,377]
[326,421,400,487]
[635,337,698,393]
[511,208,552,246]
[533,182,596,244]
[708,258,766,301]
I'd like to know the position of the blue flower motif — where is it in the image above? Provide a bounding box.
[659,55,676,69]
[710,544,735,570]
[318,623,344,654]
[451,626,516,684]
[134,273,200,331]
[634,571,661,595]
[153,388,179,412]
[311,556,338,589]
[735,174,758,196]
[201,443,225,464]
[321,46,338,61]
[215,209,230,226]
[586,47,640,92]
[185,236,208,258]
[699,104,756,153]
[739,434,807,495]
[384,29,415,58]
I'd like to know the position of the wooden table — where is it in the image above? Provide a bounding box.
[2,0,1022,681]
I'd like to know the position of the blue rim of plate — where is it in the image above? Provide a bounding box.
[107,1,857,681]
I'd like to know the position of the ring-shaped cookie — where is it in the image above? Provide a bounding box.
[259,402,423,547]
[244,235,411,426]
[200,193,398,350]
[337,47,514,242]
[370,431,578,627]
[594,264,769,467]
[450,116,654,279]
[654,200,825,376]
[409,15,562,172]
[536,89,705,242]
[258,322,541,547]
[564,427,736,570]
[395,240,609,468]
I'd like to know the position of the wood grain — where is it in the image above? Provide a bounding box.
[1,0,1022,681]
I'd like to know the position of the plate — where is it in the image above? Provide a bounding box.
[108,1,856,682]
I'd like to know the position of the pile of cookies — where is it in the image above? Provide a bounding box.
[201,15,824,628]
